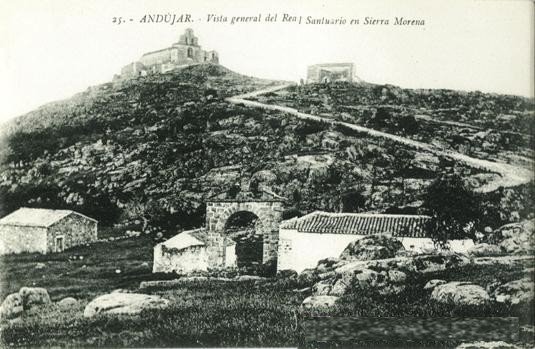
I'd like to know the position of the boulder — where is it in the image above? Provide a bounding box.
[424,279,447,291]
[330,272,355,296]
[19,287,51,309]
[276,269,298,279]
[467,243,502,257]
[431,282,490,306]
[297,268,320,286]
[57,297,78,309]
[0,293,24,319]
[315,267,408,297]
[83,293,170,318]
[316,257,339,273]
[353,268,407,296]
[301,295,339,309]
[312,280,333,295]
[492,278,534,305]
[408,252,470,274]
[499,238,533,255]
[340,235,404,261]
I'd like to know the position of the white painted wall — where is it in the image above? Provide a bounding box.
[0,226,48,255]
[447,239,475,252]
[225,243,237,268]
[153,244,209,274]
[278,228,475,273]
[278,229,364,273]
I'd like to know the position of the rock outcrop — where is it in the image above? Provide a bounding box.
[467,243,502,257]
[492,278,534,305]
[487,220,534,255]
[301,295,339,309]
[339,234,405,261]
[423,279,447,291]
[431,282,490,306]
[57,297,78,309]
[18,287,51,309]
[0,293,24,319]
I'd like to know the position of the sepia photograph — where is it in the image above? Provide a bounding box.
[0,0,533,347]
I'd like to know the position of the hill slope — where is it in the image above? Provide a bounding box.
[0,64,532,235]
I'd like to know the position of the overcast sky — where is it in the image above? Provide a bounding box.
[0,0,533,124]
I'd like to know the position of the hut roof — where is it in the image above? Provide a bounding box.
[0,207,97,228]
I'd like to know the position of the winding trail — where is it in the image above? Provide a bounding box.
[226,84,533,192]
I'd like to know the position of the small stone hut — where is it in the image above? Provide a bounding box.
[153,228,236,274]
[0,207,98,255]
[278,211,474,272]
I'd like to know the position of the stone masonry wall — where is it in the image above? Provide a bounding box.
[46,214,98,253]
[0,225,47,254]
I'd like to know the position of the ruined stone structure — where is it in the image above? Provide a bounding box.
[119,28,219,78]
[0,207,98,255]
[153,190,285,273]
[307,63,355,83]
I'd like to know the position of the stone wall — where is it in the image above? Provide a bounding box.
[0,225,47,254]
[153,244,209,273]
[46,213,98,253]
[139,48,175,67]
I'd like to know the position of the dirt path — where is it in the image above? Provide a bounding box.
[226,84,533,193]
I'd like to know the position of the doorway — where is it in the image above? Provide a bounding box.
[55,236,65,253]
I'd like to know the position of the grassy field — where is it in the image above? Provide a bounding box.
[0,236,533,347]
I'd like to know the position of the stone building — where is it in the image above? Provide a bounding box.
[153,228,236,274]
[307,63,355,83]
[120,28,219,78]
[278,211,474,272]
[0,207,98,255]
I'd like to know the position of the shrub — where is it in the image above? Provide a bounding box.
[423,174,481,245]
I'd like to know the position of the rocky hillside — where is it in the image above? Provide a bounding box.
[249,83,534,166]
[0,64,531,235]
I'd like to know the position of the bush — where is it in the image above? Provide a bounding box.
[423,174,481,245]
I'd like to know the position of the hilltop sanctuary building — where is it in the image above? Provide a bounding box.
[0,208,98,255]
[307,63,355,83]
[119,28,219,78]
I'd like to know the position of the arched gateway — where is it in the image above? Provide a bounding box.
[205,190,285,268]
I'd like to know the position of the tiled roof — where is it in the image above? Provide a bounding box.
[0,207,97,228]
[280,211,431,238]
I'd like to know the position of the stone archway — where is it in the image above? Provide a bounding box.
[224,211,263,269]
[205,191,285,269]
